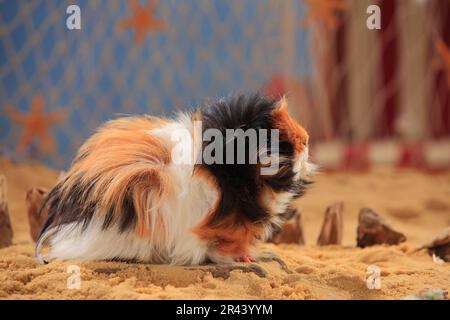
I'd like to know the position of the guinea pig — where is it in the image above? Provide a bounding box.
[36,94,314,265]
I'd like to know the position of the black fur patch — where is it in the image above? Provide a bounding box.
[38,174,138,241]
[38,175,97,239]
[199,94,276,223]
[198,93,307,224]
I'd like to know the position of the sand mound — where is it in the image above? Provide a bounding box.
[0,158,449,299]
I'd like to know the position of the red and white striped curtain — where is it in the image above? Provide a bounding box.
[302,0,450,142]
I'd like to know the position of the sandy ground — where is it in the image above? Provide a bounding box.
[0,157,449,299]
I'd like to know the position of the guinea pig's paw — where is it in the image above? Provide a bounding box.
[234,255,257,263]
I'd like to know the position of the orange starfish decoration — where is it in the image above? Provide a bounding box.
[119,0,166,44]
[435,38,450,89]
[303,0,349,30]
[6,95,67,154]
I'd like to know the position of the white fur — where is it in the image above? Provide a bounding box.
[37,118,315,265]
[38,117,219,265]
[260,147,315,240]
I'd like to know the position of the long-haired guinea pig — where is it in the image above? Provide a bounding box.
[36,94,314,265]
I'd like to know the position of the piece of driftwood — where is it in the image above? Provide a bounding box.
[0,175,13,248]
[418,227,450,262]
[268,209,305,245]
[356,208,406,248]
[202,264,268,279]
[26,172,62,242]
[257,250,291,273]
[26,187,48,242]
[317,202,344,246]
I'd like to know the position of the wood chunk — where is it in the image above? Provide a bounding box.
[419,227,450,262]
[431,246,450,263]
[94,267,127,275]
[268,209,305,245]
[26,187,48,242]
[357,208,406,248]
[257,250,291,273]
[0,175,13,248]
[186,250,295,279]
[317,202,343,246]
[202,264,268,279]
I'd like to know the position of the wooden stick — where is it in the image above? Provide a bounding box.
[0,175,13,248]
[418,227,450,263]
[357,207,406,248]
[317,202,343,246]
[269,209,305,245]
[26,187,48,242]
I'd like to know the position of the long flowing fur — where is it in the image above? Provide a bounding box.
[36,94,314,265]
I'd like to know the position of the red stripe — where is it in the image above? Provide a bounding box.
[431,2,450,138]
[377,0,399,138]
[343,143,369,170]
[397,143,425,169]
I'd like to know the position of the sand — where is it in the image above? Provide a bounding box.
[0,157,449,299]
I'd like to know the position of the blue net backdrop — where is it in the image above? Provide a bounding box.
[0,0,311,169]
[3,1,449,170]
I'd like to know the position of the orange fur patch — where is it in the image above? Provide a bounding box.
[192,167,261,258]
[193,212,263,258]
[271,98,309,154]
[61,116,173,237]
